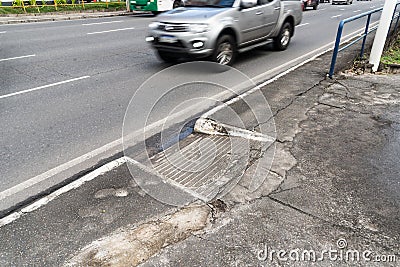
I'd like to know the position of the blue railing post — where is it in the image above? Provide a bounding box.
[328,4,400,79]
[329,21,345,79]
[360,14,372,59]
[388,4,397,35]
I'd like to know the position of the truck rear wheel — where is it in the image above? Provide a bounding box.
[212,35,236,66]
[273,22,293,51]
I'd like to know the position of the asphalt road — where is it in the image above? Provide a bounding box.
[0,0,386,213]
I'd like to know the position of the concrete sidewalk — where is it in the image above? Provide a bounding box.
[140,70,400,266]
[0,10,137,24]
[0,42,399,266]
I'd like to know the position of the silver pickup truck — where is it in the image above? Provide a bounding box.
[146,0,303,65]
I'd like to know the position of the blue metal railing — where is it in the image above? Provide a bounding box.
[328,3,400,78]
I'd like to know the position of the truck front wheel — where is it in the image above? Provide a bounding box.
[273,22,293,51]
[212,35,237,66]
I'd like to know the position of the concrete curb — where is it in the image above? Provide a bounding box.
[0,10,148,24]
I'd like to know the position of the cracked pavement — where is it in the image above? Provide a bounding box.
[1,45,400,266]
[141,60,400,265]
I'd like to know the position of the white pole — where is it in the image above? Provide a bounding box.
[369,0,397,72]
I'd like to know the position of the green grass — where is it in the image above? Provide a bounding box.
[0,2,125,14]
[381,37,400,65]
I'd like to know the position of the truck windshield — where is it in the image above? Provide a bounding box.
[184,0,236,8]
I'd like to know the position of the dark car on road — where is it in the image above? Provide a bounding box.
[302,0,319,10]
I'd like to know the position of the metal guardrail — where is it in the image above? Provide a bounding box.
[328,3,400,78]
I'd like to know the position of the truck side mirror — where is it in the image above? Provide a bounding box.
[240,0,257,9]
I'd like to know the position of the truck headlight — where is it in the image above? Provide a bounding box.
[148,22,160,30]
[188,24,209,33]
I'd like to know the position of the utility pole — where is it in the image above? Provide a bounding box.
[369,0,397,72]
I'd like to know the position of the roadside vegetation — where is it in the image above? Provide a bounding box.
[350,32,400,74]
[0,1,125,14]
[381,36,400,65]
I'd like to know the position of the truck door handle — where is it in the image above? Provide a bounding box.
[256,11,264,15]
[274,7,281,10]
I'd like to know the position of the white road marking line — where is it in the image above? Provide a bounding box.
[0,54,35,62]
[0,31,6,34]
[87,27,135,35]
[353,10,361,13]
[0,89,232,203]
[297,23,310,28]
[340,9,345,11]
[82,20,123,26]
[319,8,326,11]
[0,76,90,100]
[0,135,120,202]
[0,20,382,226]
[332,14,342,18]
[371,6,375,8]
[0,157,128,227]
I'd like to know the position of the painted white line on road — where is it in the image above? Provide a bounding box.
[82,20,123,26]
[353,10,361,13]
[0,157,128,227]
[340,9,345,11]
[0,134,120,203]
[332,14,342,18]
[0,87,234,208]
[0,31,6,34]
[297,23,310,28]
[0,54,35,62]
[319,8,326,11]
[0,76,90,100]
[87,27,135,35]
[371,6,375,8]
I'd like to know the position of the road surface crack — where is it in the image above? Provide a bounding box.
[268,195,325,221]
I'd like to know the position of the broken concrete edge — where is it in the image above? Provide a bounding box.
[63,204,212,267]
[194,117,276,143]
